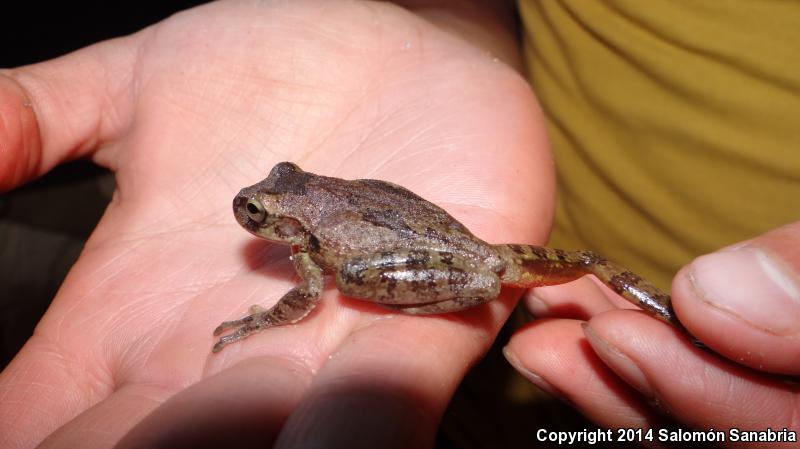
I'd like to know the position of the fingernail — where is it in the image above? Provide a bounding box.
[689,247,800,335]
[502,346,563,400]
[581,323,654,397]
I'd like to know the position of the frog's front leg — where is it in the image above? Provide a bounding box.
[212,251,323,352]
[335,249,500,313]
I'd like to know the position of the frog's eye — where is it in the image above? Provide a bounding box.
[245,199,267,223]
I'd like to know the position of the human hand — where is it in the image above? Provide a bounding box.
[0,1,550,448]
[506,222,800,447]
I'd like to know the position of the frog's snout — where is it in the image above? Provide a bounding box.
[232,195,247,221]
[233,195,246,211]
[232,194,253,230]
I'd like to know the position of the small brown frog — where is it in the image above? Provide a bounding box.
[213,162,677,352]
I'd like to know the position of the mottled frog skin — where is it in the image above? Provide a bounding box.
[213,162,677,352]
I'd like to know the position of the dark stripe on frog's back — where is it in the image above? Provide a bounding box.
[260,165,452,227]
[361,208,416,237]
[349,179,461,223]
[298,174,497,261]
[359,209,466,245]
[350,180,481,251]
[308,176,472,236]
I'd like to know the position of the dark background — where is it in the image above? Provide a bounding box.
[0,3,631,447]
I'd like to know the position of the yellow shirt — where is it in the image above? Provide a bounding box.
[518,0,800,289]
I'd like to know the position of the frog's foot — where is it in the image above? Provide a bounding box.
[212,319,265,353]
[385,296,492,315]
[213,305,267,336]
[212,287,321,353]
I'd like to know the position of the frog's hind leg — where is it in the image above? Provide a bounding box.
[580,251,677,326]
[495,245,678,326]
[335,249,500,309]
[212,252,323,352]
[212,289,321,352]
[383,296,492,315]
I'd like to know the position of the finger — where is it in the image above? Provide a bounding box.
[34,384,167,449]
[524,276,633,321]
[0,335,117,449]
[274,294,517,449]
[0,75,39,191]
[584,310,798,441]
[0,34,141,191]
[0,65,139,442]
[504,318,663,430]
[672,221,800,374]
[113,357,310,449]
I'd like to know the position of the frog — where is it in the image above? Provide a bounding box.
[213,162,678,352]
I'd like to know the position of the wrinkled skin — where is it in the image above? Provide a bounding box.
[0,1,797,449]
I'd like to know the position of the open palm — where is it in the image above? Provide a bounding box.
[0,2,550,448]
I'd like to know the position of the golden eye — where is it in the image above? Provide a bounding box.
[246,199,267,223]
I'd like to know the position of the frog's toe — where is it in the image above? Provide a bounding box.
[212,323,229,336]
[213,314,256,336]
[212,333,240,353]
[248,304,267,314]
[212,322,261,352]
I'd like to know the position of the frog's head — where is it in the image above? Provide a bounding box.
[232,162,310,246]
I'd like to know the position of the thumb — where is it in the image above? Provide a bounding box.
[0,33,142,191]
[672,221,800,374]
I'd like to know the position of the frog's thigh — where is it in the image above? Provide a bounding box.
[385,297,492,315]
[336,250,500,305]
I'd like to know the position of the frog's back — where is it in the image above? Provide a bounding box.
[306,175,478,247]
[264,164,492,261]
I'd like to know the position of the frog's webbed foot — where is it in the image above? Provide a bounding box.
[213,305,268,335]
[335,249,500,308]
[213,252,323,353]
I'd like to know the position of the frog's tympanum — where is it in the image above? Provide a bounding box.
[213,162,677,352]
